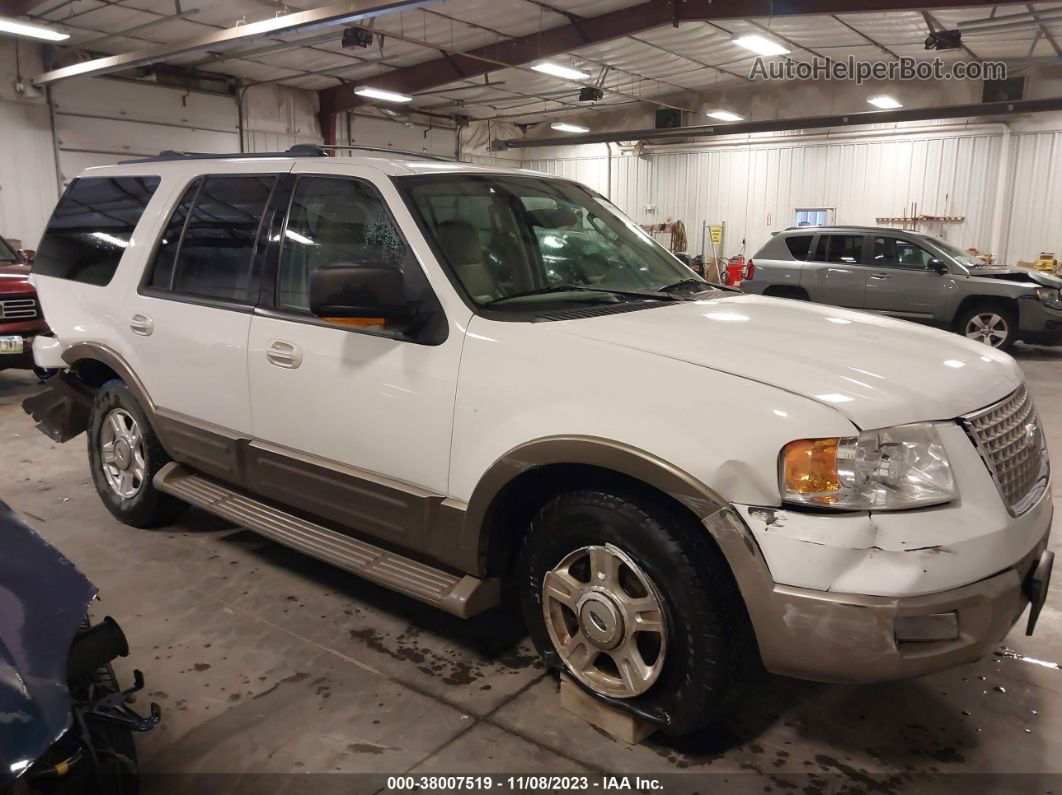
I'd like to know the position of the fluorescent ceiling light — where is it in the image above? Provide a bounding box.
[0,16,69,41]
[733,34,790,56]
[551,122,590,133]
[353,86,412,103]
[707,109,743,122]
[868,95,902,109]
[532,62,591,81]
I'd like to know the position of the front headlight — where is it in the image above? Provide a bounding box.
[780,423,955,510]
[1035,286,1061,305]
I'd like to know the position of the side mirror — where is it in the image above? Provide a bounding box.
[309,264,412,325]
[929,259,948,275]
[18,249,34,265]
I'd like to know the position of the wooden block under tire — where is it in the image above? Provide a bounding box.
[559,675,656,745]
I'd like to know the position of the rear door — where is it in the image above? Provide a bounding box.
[863,235,948,320]
[800,232,867,307]
[124,169,283,438]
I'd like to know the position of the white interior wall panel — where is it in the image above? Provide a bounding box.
[524,125,1019,260]
[51,78,239,184]
[1004,130,1062,264]
[0,99,58,249]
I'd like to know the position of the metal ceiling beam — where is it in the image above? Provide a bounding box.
[319,0,1031,118]
[0,0,48,15]
[497,96,1062,148]
[1027,3,1062,57]
[31,0,430,86]
[830,14,902,61]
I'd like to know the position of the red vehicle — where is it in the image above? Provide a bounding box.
[0,234,49,376]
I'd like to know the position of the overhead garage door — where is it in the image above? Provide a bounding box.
[51,77,239,185]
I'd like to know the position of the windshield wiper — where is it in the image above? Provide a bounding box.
[660,278,734,295]
[485,284,675,307]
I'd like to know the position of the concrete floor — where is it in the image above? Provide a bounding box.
[2,345,1061,794]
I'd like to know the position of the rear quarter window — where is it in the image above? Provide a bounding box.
[34,176,161,286]
[785,235,813,260]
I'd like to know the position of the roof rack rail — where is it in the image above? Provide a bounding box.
[120,144,457,165]
[119,148,328,164]
[299,143,457,162]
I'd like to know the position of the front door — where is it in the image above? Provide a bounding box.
[863,235,949,320]
[246,163,465,551]
[800,233,867,308]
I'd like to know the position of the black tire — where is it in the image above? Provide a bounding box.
[88,380,186,528]
[956,302,1018,351]
[518,488,756,735]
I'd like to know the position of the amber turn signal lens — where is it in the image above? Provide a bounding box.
[782,438,841,496]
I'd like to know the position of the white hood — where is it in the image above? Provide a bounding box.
[553,293,1023,430]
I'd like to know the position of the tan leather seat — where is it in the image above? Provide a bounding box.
[436,220,498,301]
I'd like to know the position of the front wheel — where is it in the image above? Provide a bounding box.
[518,489,756,735]
[88,381,186,528]
[958,304,1017,350]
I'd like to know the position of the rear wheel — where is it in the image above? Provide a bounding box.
[518,489,755,735]
[88,381,185,528]
[957,304,1017,351]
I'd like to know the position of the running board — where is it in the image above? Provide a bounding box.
[154,463,499,618]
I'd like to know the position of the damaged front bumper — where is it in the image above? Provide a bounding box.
[753,538,1051,683]
[723,490,1053,683]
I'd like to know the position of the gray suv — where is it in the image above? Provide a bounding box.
[742,226,1062,350]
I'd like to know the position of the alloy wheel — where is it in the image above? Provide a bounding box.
[542,544,667,699]
[965,313,1008,347]
[99,408,147,499]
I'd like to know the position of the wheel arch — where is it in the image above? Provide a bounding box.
[466,436,756,581]
[952,294,1018,331]
[762,284,810,300]
[61,342,156,414]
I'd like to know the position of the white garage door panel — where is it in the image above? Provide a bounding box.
[52,77,237,133]
[52,77,238,185]
[55,116,239,167]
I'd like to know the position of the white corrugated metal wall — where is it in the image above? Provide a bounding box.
[1003,128,1062,263]
[523,119,1062,265]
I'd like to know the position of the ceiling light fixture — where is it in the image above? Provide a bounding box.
[0,16,69,41]
[532,62,591,81]
[733,34,789,57]
[353,86,412,103]
[867,95,902,109]
[551,122,590,133]
[707,109,744,122]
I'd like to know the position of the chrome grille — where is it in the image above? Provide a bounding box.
[962,385,1049,516]
[0,297,38,320]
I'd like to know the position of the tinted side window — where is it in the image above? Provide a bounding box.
[785,235,813,260]
[169,175,274,302]
[278,177,411,312]
[149,179,201,290]
[810,234,863,264]
[34,176,161,286]
[872,236,933,270]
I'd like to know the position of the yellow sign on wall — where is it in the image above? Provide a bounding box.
[709,226,723,245]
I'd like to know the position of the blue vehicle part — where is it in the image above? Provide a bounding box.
[0,500,97,789]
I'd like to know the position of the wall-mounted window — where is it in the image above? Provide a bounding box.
[794,208,834,227]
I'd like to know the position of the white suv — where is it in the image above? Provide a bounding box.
[25,147,1054,736]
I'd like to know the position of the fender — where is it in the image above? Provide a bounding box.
[462,435,764,571]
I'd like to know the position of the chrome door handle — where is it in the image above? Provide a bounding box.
[869,272,890,280]
[266,340,302,369]
[129,313,154,336]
